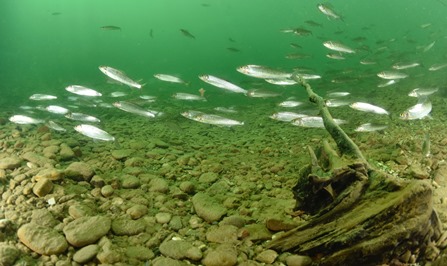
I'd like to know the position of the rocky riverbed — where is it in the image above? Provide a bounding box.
[0,110,447,265]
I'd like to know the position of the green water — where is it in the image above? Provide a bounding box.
[1,0,446,115]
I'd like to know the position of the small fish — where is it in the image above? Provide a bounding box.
[392,62,420,70]
[237,65,291,79]
[349,102,389,115]
[285,53,312,59]
[9,115,44,125]
[74,124,115,141]
[292,116,346,128]
[295,73,322,80]
[305,20,323,27]
[226,47,240,52]
[270,112,307,122]
[182,111,243,126]
[66,85,102,97]
[65,112,101,123]
[113,101,159,118]
[290,43,302,49]
[172,93,205,101]
[100,25,121,31]
[149,29,154,38]
[325,99,350,107]
[180,29,195,39]
[428,63,447,71]
[199,75,247,94]
[326,91,350,98]
[154,74,188,84]
[45,105,70,115]
[326,53,345,60]
[246,89,280,98]
[423,41,435,52]
[421,133,431,158]
[99,66,143,89]
[354,123,388,132]
[214,107,237,114]
[377,80,398,87]
[29,94,57,101]
[360,59,377,65]
[110,91,127,97]
[46,120,66,132]
[278,100,304,108]
[317,4,342,20]
[377,71,408,80]
[323,41,355,54]
[51,12,62,16]
[408,88,438,97]
[400,97,432,120]
[264,78,297,86]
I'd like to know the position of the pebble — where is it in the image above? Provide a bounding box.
[149,177,169,193]
[0,243,20,265]
[34,168,62,181]
[59,143,75,160]
[121,175,141,189]
[125,246,155,261]
[265,218,297,231]
[101,185,114,197]
[202,244,237,266]
[68,204,95,219]
[111,149,134,160]
[111,216,146,236]
[127,204,148,219]
[31,209,58,227]
[0,156,22,170]
[90,175,105,187]
[206,225,238,243]
[179,181,195,194]
[73,244,99,264]
[18,223,68,255]
[285,254,313,266]
[255,249,278,264]
[192,192,227,223]
[153,257,190,266]
[64,162,94,182]
[199,172,219,183]
[153,139,169,149]
[63,216,111,247]
[159,239,202,260]
[156,212,172,224]
[21,151,53,167]
[33,177,54,197]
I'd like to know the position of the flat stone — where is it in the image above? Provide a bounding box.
[121,175,140,189]
[73,244,99,264]
[152,139,169,149]
[125,246,155,261]
[149,177,169,193]
[18,223,68,255]
[21,152,53,166]
[0,156,22,170]
[192,192,227,223]
[199,172,219,183]
[111,217,146,236]
[127,204,148,220]
[0,243,20,265]
[202,244,237,266]
[285,255,313,266]
[255,249,278,264]
[63,216,111,247]
[35,168,62,181]
[155,212,172,224]
[33,178,54,197]
[64,162,94,182]
[59,143,75,161]
[159,240,202,260]
[111,149,133,160]
[206,225,238,243]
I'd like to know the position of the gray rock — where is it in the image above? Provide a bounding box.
[31,209,58,227]
[192,192,227,223]
[152,257,190,266]
[199,172,219,183]
[111,217,146,236]
[159,240,202,260]
[206,225,238,243]
[0,156,22,170]
[111,149,133,160]
[285,254,313,266]
[125,246,155,261]
[101,185,114,197]
[202,244,237,266]
[73,244,99,264]
[149,177,169,193]
[64,162,94,182]
[255,249,278,264]
[155,212,172,224]
[126,204,148,220]
[34,168,62,181]
[32,177,53,197]
[63,216,111,247]
[0,243,20,266]
[59,143,75,160]
[17,223,68,255]
[121,175,140,189]
[21,152,53,166]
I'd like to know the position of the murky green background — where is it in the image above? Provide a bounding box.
[1,0,446,111]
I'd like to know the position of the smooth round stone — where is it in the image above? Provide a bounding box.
[101,185,114,197]
[155,212,172,224]
[126,204,148,220]
[63,216,111,247]
[73,244,99,264]
[17,223,68,255]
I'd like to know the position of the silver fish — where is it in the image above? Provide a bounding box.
[350,102,389,115]
[278,100,304,108]
[326,53,345,60]
[354,123,388,132]
[99,66,143,89]
[264,78,297,85]
[392,62,420,70]
[292,116,346,128]
[246,89,280,98]
[65,112,101,123]
[46,120,66,132]
[45,105,70,115]
[317,4,342,20]
[270,112,307,122]
[113,101,158,118]
[154,74,188,84]
[9,115,44,125]
[408,88,438,97]
[400,97,432,120]
[181,111,243,126]
[377,71,408,80]
[323,41,355,53]
[74,124,115,141]
[428,63,447,71]
[29,94,57,101]
[199,75,247,94]
[237,65,291,79]
[66,85,102,97]
[172,93,205,101]
[110,91,128,97]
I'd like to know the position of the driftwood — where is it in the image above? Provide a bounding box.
[267,76,442,265]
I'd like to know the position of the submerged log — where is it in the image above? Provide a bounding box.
[267,76,442,265]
